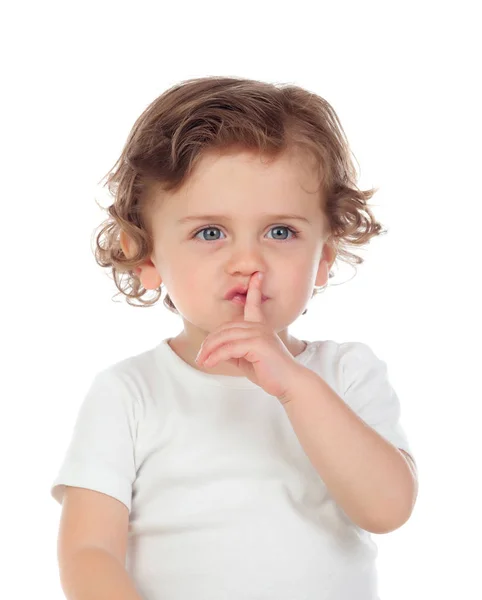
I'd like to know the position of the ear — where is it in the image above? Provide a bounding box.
[119,230,162,289]
[315,243,336,287]
[119,230,133,259]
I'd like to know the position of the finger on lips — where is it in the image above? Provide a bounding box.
[196,271,264,366]
[244,271,264,323]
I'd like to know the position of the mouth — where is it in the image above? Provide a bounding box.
[224,282,269,303]
[229,293,269,305]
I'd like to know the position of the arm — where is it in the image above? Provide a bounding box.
[279,367,418,534]
[60,547,144,600]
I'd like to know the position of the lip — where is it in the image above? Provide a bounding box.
[230,294,269,305]
[224,285,269,302]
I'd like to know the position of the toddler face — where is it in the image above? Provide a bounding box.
[146,148,329,333]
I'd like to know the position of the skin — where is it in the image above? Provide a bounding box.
[120,147,336,377]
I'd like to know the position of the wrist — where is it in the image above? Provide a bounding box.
[277,364,316,405]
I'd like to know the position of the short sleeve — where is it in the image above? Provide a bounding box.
[339,341,413,460]
[50,369,138,513]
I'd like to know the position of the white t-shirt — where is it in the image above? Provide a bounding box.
[51,337,414,600]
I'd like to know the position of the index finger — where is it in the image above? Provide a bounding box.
[244,272,264,323]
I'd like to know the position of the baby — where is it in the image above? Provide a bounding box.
[51,76,418,600]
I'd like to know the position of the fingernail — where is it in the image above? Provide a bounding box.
[258,272,264,281]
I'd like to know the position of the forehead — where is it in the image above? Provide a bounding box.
[185,148,321,198]
[148,147,324,221]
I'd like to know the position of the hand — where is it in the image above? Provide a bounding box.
[195,271,306,402]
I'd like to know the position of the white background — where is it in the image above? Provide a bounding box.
[2,1,480,598]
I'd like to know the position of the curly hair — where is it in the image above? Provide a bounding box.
[93,76,386,316]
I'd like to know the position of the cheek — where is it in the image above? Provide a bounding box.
[169,269,211,303]
[286,262,313,282]
[284,267,317,299]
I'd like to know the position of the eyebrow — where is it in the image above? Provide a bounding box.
[177,213,311,225]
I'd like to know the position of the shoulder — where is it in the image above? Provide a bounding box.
[74,349,157,428]
[307,339,381,372]
[337,340,384,371]
[324,340,388,395]
[96,344,161,397]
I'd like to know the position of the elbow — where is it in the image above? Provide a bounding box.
[364,510,412,534]
[370,450,418,535]
[365,489,418,535]
[364,476,418,535]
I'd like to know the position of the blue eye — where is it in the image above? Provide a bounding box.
[193,225,299,242]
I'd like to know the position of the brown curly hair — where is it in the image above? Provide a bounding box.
[93,76,386,316]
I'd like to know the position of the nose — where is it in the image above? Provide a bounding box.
[225,244,266,277]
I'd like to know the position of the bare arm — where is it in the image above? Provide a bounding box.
[279,368,418,534]
[60,547,144,600]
